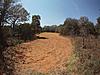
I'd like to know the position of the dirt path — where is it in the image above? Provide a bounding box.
[14,32,73,74]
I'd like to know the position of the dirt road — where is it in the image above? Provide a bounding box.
[15,32,73,74]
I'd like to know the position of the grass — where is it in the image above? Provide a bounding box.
[65,36,100,75]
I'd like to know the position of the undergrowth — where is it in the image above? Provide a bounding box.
[65,36,100,75]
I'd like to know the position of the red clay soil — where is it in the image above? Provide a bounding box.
[14,32,73,74]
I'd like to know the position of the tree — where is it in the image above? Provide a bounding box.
[0,0,29,74]
[97,17,100,24]
[79,16,89,25]
[60,18,79,36]
[0,0,19,26]
[42,25,58,32]
[55,24,63,33]
[0,0,18,51]
[31,15,41,34]
[42,26,50,32]
[79,16,95,36]
[95,17,100,36]
[58,16,95,36]
[6,4,29,32]
[0,0,29,37]
[86,21,95,35]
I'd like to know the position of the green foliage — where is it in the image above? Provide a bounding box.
[19,23,35,41]
[55,24,63,33]
[2,26,13,38]
[31,15,41,34]
[42,25,58,32]
[95,24,100,36]
[97,17,100,24]
[58,16,96,37]
[95,17,100,36]
[60,18,79,36]
[78,16,95,36]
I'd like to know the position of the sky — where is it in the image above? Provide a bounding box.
[21,0,100,27]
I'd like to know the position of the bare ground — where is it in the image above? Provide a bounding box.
[14,32,73,75]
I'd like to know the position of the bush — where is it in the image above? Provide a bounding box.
[42,25,58,32]
[58,17,97,37]
[19,23,35,41]
[59,18,79,36]
[2,26,13,38]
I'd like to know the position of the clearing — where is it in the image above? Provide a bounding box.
[14,32,73,74]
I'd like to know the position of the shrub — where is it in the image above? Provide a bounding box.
[42,25,58,32]
[19,23,35,41]
[59,18,79,36]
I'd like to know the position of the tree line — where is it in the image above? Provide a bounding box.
[43,16,100,38]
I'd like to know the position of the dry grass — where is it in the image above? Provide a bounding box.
[65,36,100,75]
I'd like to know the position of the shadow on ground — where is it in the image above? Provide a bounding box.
[37,36,48,39]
